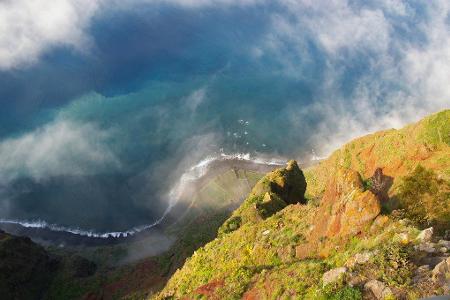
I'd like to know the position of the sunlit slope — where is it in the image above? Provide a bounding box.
[154,110,450,299]
[305,109,450,198]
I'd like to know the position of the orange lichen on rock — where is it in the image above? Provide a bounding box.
[296,168,381,259]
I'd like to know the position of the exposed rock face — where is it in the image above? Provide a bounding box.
[296,168,381,259]
[319,168,381,238]
[255,192,287,219]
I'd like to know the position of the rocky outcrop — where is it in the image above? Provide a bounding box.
[296,167,381,259]
[219,160,306,235]
[317,168,381,238]
[250,160,307,205]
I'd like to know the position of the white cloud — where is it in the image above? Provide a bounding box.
[265,0,450,155]
[147,0,260,7]
[0,0,101,70]
[0,0,262,70]
[0,119,119,183]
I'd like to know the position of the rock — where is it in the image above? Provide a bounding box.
[368,168,393,202]
[251,160,307,205]
[315,168,381,238]
[220,161,306,235]
[414,242,436,253]
[354,252,372,264]
[416,227,433,243]
[439,247,447,253]
[262,229,271,236]
[432,257,450,286]
[255,192,287,219]
[346,251,373,267]
[364,280,393,300]
[347,273,366,287]
[417,264,431,272]
[438,240,450,248]
[420,256,449,268]
[295,168,381,259]
[322,267,347,286]
[370,215,389,232]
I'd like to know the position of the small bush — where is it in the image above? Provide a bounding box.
[372,243,413,286]
[220,216,242,234]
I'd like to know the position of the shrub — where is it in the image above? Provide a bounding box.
[397,165,450,233]
[372,243,413,286]
[220,216,242,234]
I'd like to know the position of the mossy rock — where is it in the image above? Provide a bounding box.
[219,160,306,235]
[255,192,287,219]
[251,160,307,205]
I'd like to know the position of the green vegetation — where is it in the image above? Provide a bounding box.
[155,110,450,300]
[397,165,450,233]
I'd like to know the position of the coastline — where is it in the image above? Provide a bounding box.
[0,153,311,246]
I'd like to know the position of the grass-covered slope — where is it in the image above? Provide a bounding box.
[305,109,450,199]
[155,110,450,300]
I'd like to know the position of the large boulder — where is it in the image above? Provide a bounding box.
[316,167,381,238]
[296,167,381,259]
[250,160,307,205]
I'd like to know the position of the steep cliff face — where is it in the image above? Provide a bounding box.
[155,110,450,300]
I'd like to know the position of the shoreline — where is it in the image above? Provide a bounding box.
[0,154,307,246]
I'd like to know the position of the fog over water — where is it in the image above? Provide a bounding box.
[0,0,449,233]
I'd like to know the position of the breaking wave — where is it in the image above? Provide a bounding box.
[0,153,286,239]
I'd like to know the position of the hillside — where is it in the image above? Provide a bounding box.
[155,110,450,299]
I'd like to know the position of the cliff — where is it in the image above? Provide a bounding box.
[155,110,450,299]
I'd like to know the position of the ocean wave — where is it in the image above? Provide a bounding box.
[0,153,286,239]
[0,217,164,238]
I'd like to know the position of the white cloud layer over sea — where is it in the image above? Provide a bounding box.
[0,0,449,160]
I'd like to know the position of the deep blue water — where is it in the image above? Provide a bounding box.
[0,1,447,232]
